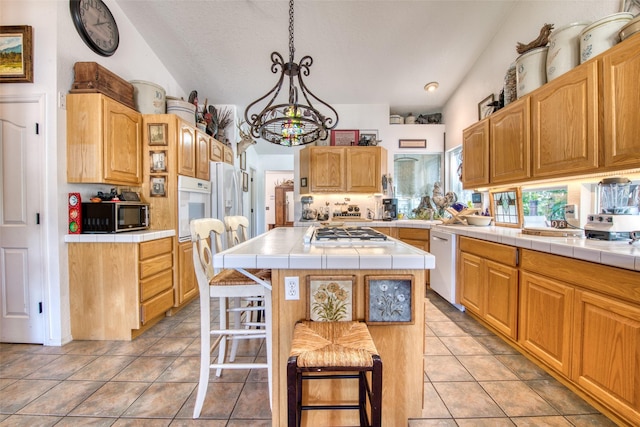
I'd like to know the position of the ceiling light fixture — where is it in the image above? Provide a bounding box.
[424,82,439,92]
[244,0,338,147]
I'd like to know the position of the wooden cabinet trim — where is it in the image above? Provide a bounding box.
[521,249,640,304]
[398,228,429,240]
[459,236,517,267]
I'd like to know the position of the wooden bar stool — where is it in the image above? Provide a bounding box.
[287,321,382,427]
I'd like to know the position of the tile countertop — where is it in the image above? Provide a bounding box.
[295,219,640,272]
[213,226,435,271]
[64,229,175,243]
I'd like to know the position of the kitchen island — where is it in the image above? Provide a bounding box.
[213,226,435,426]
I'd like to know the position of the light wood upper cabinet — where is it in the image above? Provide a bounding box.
[490,97,531,184]
[602,34,640,170]
[300,146,346,192]
[223,144,234,165]
[461,119,490,188]
[300,146,387,193]
[178,121,196,177]
[195,130,210,180]
[67,93,142,185]
[345,147,386,193]
[531,60,599,178]
[210,137,224,162]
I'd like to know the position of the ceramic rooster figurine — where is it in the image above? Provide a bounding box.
[516,23,554,54]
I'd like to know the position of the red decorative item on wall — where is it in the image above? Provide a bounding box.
[68,193,82,234]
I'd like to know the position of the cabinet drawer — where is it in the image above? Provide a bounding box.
[140,253,173,279]
[140,269,173,302]
[398,228,429,241]
[459,236,517,267]
[139,238,172,260]
[140,288,174,325]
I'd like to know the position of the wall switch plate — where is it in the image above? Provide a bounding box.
[284,276,299,300]
[564,204,577,219]
[58,92,66,109]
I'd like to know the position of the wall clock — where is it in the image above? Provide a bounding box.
[70,0,120,57]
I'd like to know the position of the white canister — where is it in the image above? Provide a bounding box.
[516,46,548,98]
[166,98,196,125]
[130,80,166,114]
[389,114,403,124]
[405,113,416,124]
[580,12,633,63]
[546,21,589,81]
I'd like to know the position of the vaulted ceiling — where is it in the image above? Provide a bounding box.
[115,0,518,153]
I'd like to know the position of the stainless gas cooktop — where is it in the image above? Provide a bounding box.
[304,226,394,246]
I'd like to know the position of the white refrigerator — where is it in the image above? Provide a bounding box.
[210,161,243,223]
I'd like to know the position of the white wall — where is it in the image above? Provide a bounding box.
[1,0,186,345]
[442,0,621,151]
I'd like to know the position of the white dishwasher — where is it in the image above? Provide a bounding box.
[430,229,465,311]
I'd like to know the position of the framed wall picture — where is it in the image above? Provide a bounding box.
[148,123,168,146]
[365,275,414,325]
[150,176,167,197]
[358,129,379,146]
[242,171,248,192]
[478,94,495,120]
[240,151,246,170]
[149,151,167,173]
[330,129,359,146]
[398,139,426,149]
[307,275,356,321]
[0,26,33,83]
[489,187,523,228]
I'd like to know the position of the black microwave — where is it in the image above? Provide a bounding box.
[81,202,149,233]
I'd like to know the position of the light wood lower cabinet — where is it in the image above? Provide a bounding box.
[519,249,640,426]
[68,237,174,340]
[519,271,574,375]
[177,240,198,305]
[139,238,174,325]
[458,237,518,340]
[398,228,429,285]
[572,290,640,425]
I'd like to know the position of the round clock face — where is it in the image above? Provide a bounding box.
[69,194,79,206]
[70,0,120,57]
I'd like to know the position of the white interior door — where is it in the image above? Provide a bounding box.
[0,96,45,344]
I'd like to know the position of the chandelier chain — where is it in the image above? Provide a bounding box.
[288,0,295,62]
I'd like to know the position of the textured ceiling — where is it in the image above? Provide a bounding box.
[115,0,518,153]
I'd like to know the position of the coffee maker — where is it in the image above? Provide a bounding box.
[382,198,398,220]
[300,196,316,221]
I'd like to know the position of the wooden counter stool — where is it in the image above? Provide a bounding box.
[191,218,272,418]
[287,321,382,427]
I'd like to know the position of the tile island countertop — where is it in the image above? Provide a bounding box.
[297,219,640,271]
[213,225,435,270]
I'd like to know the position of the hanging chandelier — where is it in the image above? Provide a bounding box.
[244,0,338,147]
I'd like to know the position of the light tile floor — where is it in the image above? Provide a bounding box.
[0,290,618,426]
